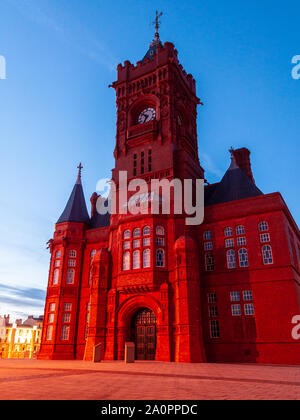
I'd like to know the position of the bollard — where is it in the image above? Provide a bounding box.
[124,342,135,363]
[93,343,102,363]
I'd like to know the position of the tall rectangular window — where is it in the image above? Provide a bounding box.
[46,325,53,341]
[231,304,242,316]
[244,303,255,316]
[207,293,217,304]
[209,320,220,338]
[230,291,240,302]
[60,325,70,341]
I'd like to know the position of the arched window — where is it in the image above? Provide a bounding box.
[156,226,165,236]
[133,228,141,238]
[90,250,97,258]
[55,250,61,259]
[236,225,245,235]
[262,245,273,265]
[132,250,140,269]
[123,230,131,239]
[227,250,236,269]
[122,252,130,270]
[66,269,75,284]
[205,253,214,271]
[204,231,212,240]
[238,248,249,267]
[53,269,59,285]
[224,227,233,237]
[69,250,76,258]
[259,221,269,232]
[156,249,165,267]
[143,226,150,236]
[143,249,151,268]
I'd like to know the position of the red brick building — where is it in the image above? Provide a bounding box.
[38,30,300,364]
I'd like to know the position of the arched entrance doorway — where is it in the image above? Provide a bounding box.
[131,308,157,360]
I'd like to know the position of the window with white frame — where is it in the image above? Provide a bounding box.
[208,306,218,317]
[143,237,150,247]
[60,325,70,341]
[204,242,213,251]
[204,231,212,240]
[68,259,76,267]
[132,250,140,269]
[143,249,151,268]
[53,269,59,285]
[156,226,165,236]
[205,253,214,271]
[123,230,131,239]
[66,269,75,284]
[262,245,273,264]
[238,248,249,267]
[237,237,246,246]
[62,313,71,323]
[207,293,217,304]
[227,250,236,269]
[156,249,165,267]
[63,303,72,312]
[244,303,255,316]
[243,290,253,301]
[49,303,56,312]
[123,241,130,250]
[55,260,60,267]
[133,228,141,238]
[133,239,140,248]
[48,313,54,323]
[224,227,233,237]
[258,221,269,232]
[156,237,164,246]
[225,238,234,248]
[230,291,240,302]
[122,252,130,270]
[69,250,76,258]
[209,320,220,338]
[236,225,245,235]
[260,233,270,243]
[46,325,53,341]
[55,250,61,259]
[231,304,242,316]
[143,226,150,236]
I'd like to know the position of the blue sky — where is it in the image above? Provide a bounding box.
[0,0,299,320]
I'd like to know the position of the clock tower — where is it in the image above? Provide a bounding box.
[101,17,207,363]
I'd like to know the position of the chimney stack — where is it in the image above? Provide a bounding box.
[233,147,255,184]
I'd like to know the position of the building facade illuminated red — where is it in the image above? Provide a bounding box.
[38,31,300,364]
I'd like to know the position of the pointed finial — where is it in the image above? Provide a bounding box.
[76,162,83,184]
[152,10,163,42]
[229,147,238,170]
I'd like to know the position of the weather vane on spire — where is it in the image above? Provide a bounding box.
[152,10,163,41]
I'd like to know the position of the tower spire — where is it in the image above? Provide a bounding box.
[76,162,83,185]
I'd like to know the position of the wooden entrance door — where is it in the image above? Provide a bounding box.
[133,309,156,360]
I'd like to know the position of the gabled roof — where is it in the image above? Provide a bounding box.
[57,164,90,224]
[205,153,263,207]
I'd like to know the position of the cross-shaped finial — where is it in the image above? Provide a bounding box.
[152,10,163,39]
[76,162,83,184]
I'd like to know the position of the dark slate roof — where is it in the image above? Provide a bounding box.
[57,181,90,224]
[90,211,110,229]
[142,40,162,62]
[205,160,263,207]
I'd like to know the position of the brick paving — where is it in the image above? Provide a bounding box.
[0,359,299,400]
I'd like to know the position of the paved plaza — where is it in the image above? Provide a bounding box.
[0,359,299,400]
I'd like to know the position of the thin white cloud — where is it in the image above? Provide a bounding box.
[200,152,224,178]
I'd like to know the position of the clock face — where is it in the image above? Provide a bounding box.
[138,107,156,124]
